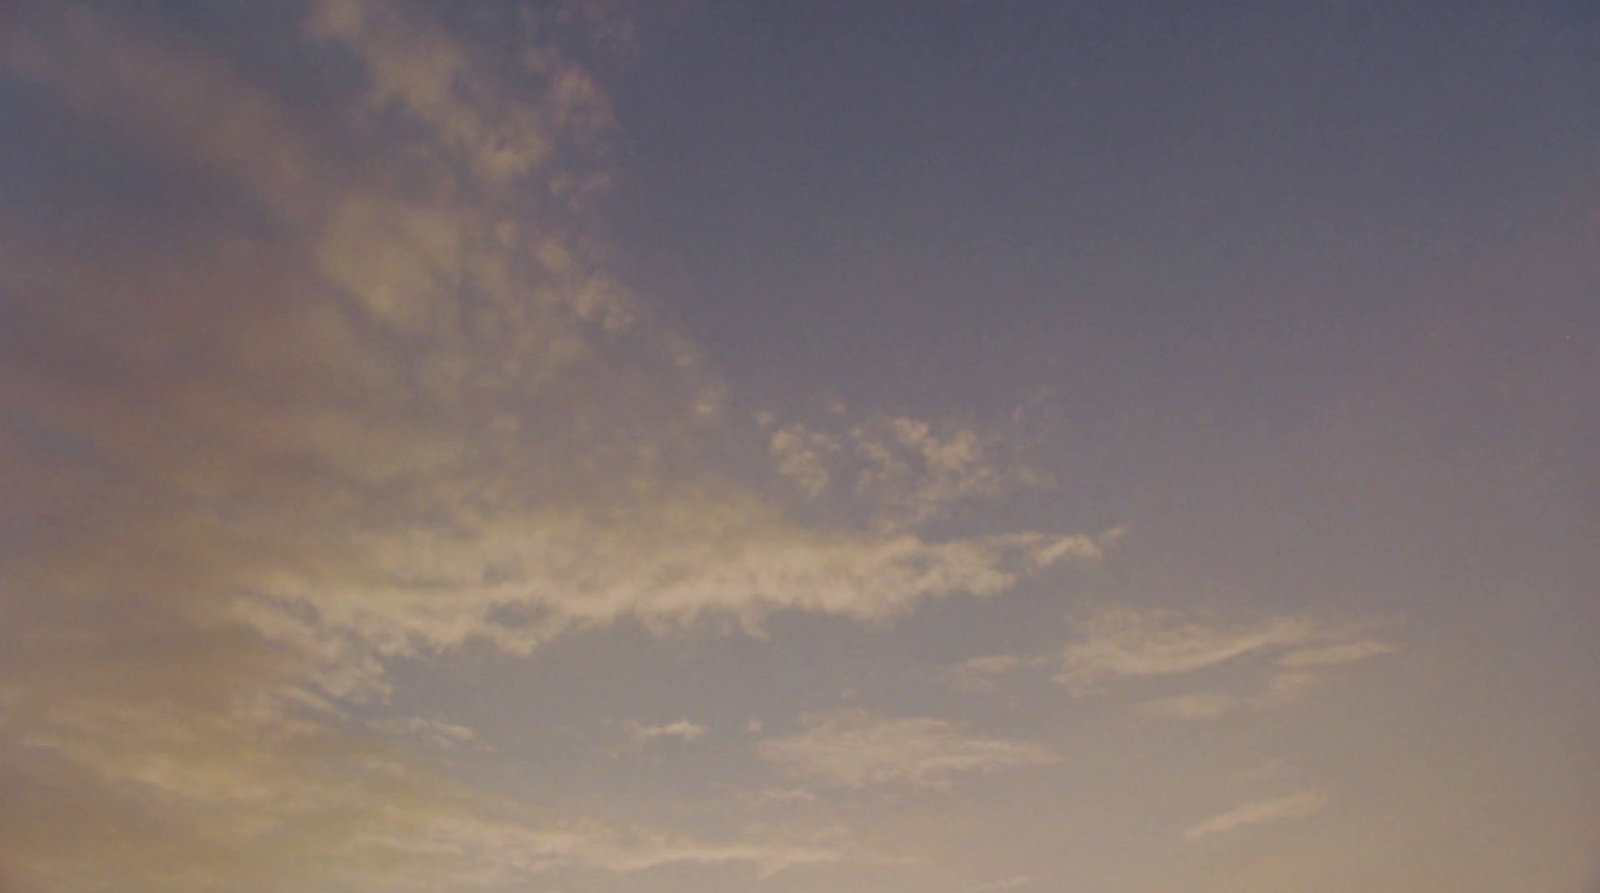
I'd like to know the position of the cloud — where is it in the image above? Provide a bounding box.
[764,412,1058,526]
[0,0,1112,683]
[754,787,818,804]
[375,715,482,750]
[945,653,1049,694]
[624,720,708,745]
[306,0,614,191]
[758,710,1058,790]
[770,423,841,498]
[0,4,315,208]
[967,876,1033,893]
[1134,691,1245,721]
[2,630,851,888]
[1056,607,1318,694]
[1182,791,1327,841]
[257,507,1112,656]
[1056,607,1395,698]
[1133,671,1325,721]
[1262,670,1321,703]
[856,416,1010,522]
[0,3,1106,889]
[367,811,843,881]
[1277,639,1397,668]
[960,654,1031,675]
[1059,609,1399,723]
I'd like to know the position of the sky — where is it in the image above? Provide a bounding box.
[0,1,1596,891]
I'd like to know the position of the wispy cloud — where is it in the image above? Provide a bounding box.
[340,806,846,885]
[624,719,708,745]
[0,3,1109,888]
[753,787,819,804]
[1134,691,1245,721]
[374,715,482,750]
[770,422,841,498]
[967,875,1033,893]
[0,3,315,209]
[307,0,615,191]
[1056,607,1397,709]
[1277,639,1397,668]
[944,653,1051,694]
[1133,670,1327,721]
[1182,791,1327,840]
[252,505,1113,658]
[758,710,1058,790]
[764,412,1060,527]
[1056,607,1318,694]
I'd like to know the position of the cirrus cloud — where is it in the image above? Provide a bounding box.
[758,710,1059,790]
[1182,791,1327,841]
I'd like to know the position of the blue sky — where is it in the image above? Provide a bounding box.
[0,2,1596,891]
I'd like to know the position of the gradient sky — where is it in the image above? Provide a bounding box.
[1,1,1597,891]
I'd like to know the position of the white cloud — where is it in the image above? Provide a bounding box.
[8,677,841,889]
[384,811,843,881]
[754,787,818,804]
[1133,670,1328,721]
[0,4,829,888]
[758,710,1058,790]
[1182,791,1327,841]
[0,4,314,210]
[306,0,613,190]
[1063,609,1400,722]
[770,423,840,497]
[764,413,1056,526]
[1262,670,1321,703]
[1135,691,1244,721]
[968,876,1033,893]
[1277,639,1397,668]
[961,654,1030,675]
[375,715,481,750]
[0,3,1114,890]
[0,0,1124,677]
[945,653,1049,694]
[1056,607,1318,695]
[253,506,1114,657]
[624,719,708,744]
[866,416,1006,519]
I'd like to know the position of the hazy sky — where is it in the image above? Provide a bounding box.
[1,1,1596,891]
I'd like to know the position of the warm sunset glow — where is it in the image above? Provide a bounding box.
[1,2,1595,892]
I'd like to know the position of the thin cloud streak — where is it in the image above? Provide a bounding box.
[1055,607,1318,694]
[758,710,1058,790]
[625,719,708,744]
[1183,792,1327,841]
[966,876,1034,893]
[1278,640,1398,668]
[1056,607,1398,703]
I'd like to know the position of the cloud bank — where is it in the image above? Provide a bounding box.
[0,2,1109,889]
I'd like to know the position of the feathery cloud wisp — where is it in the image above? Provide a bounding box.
[625,720,708,745]
[1056,607,1317,694]
[1182,791,1327,840]
[758,710,1058,790]
[1056,607,1396,700]
[1278,640,1398,668]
